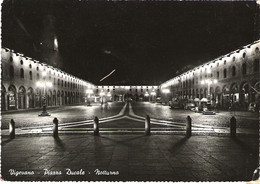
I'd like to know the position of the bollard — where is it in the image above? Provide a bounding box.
[145,115,151,136]
[94,116,99,136]
[9,119,15,139]
[230,116,236,138]
[186,116,192,137]
[53,118,59,137]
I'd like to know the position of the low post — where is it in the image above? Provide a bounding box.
[94,116,99,136]
[230,116,236,138]
[53,118,59,137]
[145,115,151,136]
[9,119,15,139]
[186,116,192,137]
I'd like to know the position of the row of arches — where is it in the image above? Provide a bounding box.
[1,85,85,111]
[179,81,260,108]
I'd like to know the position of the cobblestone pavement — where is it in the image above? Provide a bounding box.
[1,102,257,136]
[1,102,125,129]
[132,102,259,129]
[1,134,258,181]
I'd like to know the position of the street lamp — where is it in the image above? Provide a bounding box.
[100,91,105,105]
[151,91,156,102]
[36,72,53,116]
[86,89,93,106]
[201,79,218,100]
[162,88,170,104]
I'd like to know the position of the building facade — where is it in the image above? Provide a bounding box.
[1,48,95,111]
[95,85,159,102]
[160,40,260,109]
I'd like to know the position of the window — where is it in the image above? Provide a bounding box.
[29,64,32,68]
[10,57,13,62]
[20,68,24,78]
[217,63,219,67]
[58,79,60,85]
[65,81,67,87]
[20,60,23,65]
[36,66,39,71]
[254,59,259,72]
[37,73,39,79]
[223,69,227,78]
[243,53,246,58]
[9,66,14,78]
[224,60,226,65]
[256,47,259,53]
[233,57,235,62]
[61,80,63,87]
[232,66,236,76]
[217,71,219,79]
[29,71,33,80]
[242,63,247,75]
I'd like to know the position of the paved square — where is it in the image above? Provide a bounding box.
[1,134,258,181]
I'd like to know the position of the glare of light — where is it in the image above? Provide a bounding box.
[201,80,205,85]
[98,86,102,89]
[154,86,158,89]
[162,89,170,94]
[209,81,213,84]
[137,86,141,89]
[42,71,47,77]
[151,91,156,96]
[54,37,58,51]
[125,86,130,89]
[100,91,105,96]
[115,86,119,89]
[148,86,152,89]
[46,82,53,87]
[109,86,113,89]
[36,81,44,87]
[121,86,125,89]
[205,79,209,83]
[104,86,108,89]
[207,69,211,74]
[107,93,111,97]
[214,79,218,84]
[86,89,93,94]
[142,86,146,88]
[144,92,149,97]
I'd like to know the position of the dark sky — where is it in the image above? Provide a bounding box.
[2,0,258,85]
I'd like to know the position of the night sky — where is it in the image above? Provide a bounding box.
[2,0,257,85]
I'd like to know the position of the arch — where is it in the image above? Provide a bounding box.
[18,86,26,109]
[48,90,52,106]
[35,88,41,107]
[240,81,250,106]
[230,83,239,104]
[8,85,17,110]
[28,87,34,108]
[57,90,61,105]
[53,90,57,106]
[1,85,6,110]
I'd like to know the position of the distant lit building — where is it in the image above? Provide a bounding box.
[96,85,159,102]
[1,48,95,111]
[160,40,260,109]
